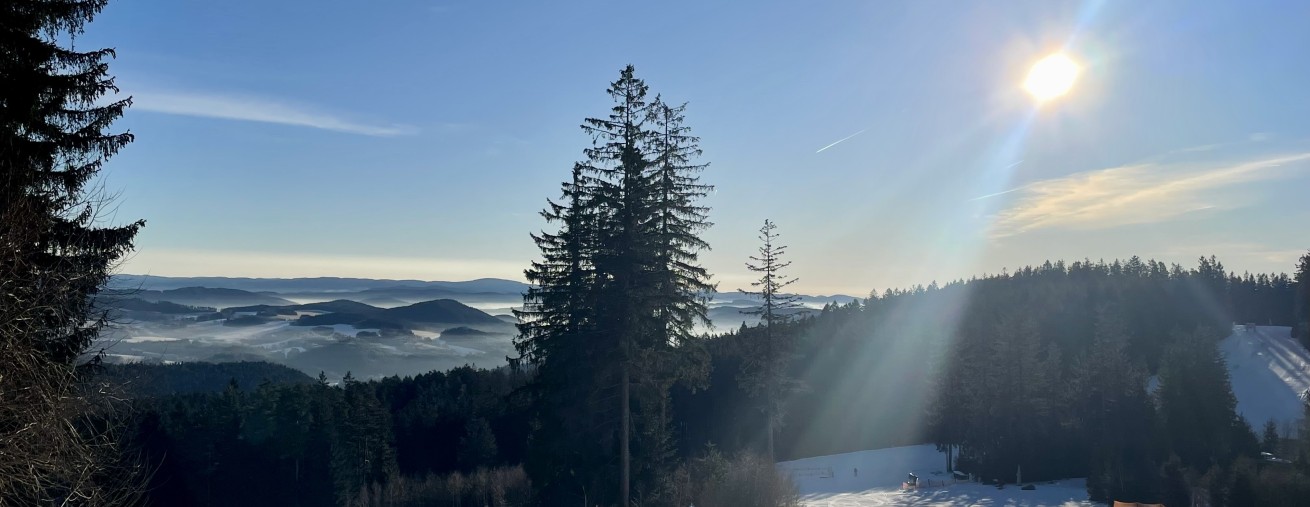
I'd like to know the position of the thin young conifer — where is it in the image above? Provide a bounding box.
[738,219,801,461]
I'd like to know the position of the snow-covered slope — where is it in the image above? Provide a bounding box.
[770,325,1310,506]
[777,444,1099,506]
[1221,325,1310,431]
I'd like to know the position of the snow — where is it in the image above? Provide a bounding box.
[779,445,949,494]
[191,320,290,343]
[778,445,1101,506]
[1220,325,1310,431]
[410,340,485,357]
[790,479,1098,506]
[121,335,182,343]
[445,343,484,356]
[104,353,147,364]
[324,324,380,337]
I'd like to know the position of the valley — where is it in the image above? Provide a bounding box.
[96,275,855,379]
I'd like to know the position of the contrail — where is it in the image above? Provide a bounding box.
[967,161,1027,201]
[968,185,1027,202]
[815,129,867,154]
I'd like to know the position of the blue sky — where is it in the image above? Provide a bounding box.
[86,0,1310,295]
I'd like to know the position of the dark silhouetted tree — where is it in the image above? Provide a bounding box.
[1264,419,1281,454]
[458,418,499,471]
[516,66,714,505]
[1,0,145,503]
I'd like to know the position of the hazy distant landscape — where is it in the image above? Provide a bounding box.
[96,275,856,379]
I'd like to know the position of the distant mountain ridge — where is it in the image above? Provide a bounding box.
[114,275,855,305]
[223,298,505,329]
[130,287,296,309]
[113,275,532,294]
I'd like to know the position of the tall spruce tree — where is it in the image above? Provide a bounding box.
[738,219,801,461]
[517,66,714,505]
[627,96,715,495]
[1,0,144,502]
[581,66,652,505]
[645,96,715,344]
[515,163,606,502]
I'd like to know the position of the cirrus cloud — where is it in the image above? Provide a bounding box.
[131,90,417,137]
[991,152,1310,237]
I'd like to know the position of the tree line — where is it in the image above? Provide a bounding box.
[121,252,1310,506]
[913,255,1310,505]
[127,366,530,506]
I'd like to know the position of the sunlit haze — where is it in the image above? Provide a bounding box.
[89,1,1310,295]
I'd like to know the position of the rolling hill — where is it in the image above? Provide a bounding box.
[136,287,296,309]
[383,299,504,325]
[290,298,504,330]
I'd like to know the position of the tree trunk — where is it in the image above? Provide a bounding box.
[766,397,775,462]
[621,365,630,506]
[766,312,775,462]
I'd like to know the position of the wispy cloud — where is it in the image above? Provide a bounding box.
[132,90,416,137]
[122,248,524,281]
[815,129,867,154]
[991,152,1310,237]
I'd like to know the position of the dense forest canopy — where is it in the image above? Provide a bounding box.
[123,253,1310,506]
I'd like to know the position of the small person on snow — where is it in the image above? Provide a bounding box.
[907,472,918,488]
[854,468,858,477]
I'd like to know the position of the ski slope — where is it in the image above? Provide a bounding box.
[772,326,1310,506]
[777,445,1099,506]
[1221,325,1310,431]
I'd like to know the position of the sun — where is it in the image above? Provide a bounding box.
[1023,53,1080,102]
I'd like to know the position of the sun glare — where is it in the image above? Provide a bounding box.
[1023,53,1080,102]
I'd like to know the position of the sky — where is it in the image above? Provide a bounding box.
[83,0,1310,295]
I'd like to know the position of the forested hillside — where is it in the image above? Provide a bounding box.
[101,361,312,397]
[129,366,530,506]
[677,256,1295,460]
[125,254,1310,506]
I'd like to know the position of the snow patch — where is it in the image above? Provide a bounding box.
[1220,325,1310,431]
[324,324,380,337]
[121,335,182,344]
[778,445,1100,506]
